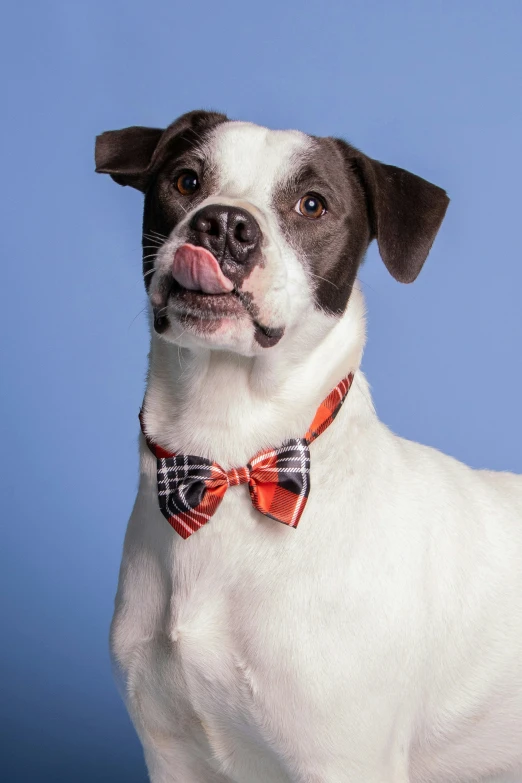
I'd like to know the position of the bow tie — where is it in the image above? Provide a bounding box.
[140,373,354,539]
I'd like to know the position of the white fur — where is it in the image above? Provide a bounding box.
[111,123,522,782]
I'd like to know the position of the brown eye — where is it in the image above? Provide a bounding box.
[175,170,199,196]
[295,194,326,219]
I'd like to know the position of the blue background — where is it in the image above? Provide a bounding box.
[1,1,521,780]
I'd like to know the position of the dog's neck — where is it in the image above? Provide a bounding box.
[141,288,372,468]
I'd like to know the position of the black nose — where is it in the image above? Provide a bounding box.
[189,205,260,265]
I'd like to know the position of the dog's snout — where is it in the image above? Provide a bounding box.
[190,205,260,265]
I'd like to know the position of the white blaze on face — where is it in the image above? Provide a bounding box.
[209,122,309,204]
[206,122,316,329]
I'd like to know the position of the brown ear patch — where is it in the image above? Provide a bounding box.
[94,110,228,193]
[335,140,449,284]
[274,136,449,317]
[95,126,164,191]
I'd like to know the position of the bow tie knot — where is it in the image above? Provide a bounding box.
[140,373,354,539]
[225,465,251,487]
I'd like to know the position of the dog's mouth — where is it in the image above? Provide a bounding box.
[170,283,245,318]
[151,242,285,347]
[152,242,285,347]
[154,281,285,348]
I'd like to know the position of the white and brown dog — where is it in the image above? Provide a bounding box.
[95,111,522,783]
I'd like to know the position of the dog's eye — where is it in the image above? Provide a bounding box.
[175,170,199,196]
[295,194,326,219]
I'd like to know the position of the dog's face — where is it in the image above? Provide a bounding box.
[96,111,449,356]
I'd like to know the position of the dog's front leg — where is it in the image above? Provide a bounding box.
[279,724,412,783]
[142,738,233,783]
[142,736,411,783]
[111,618,234,782]
[288,761,410,783]
[120,669,234,783]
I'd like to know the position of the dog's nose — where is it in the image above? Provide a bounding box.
[189,205,260,265]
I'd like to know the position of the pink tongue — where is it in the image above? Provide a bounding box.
[172,243,234,295]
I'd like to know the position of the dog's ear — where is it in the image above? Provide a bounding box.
[95,126,164,192]
[95,110,228,193]
[334,140,449,283]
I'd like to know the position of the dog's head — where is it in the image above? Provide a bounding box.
[96,110,448,355]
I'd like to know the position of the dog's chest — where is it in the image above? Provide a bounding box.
[115,475,363,778]
[118,487,320,781]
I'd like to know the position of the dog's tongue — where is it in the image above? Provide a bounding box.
[172,243,234,295]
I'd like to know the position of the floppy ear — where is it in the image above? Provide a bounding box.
[335,140,449,283]
[95,110,228,193]
[95,126,164,192]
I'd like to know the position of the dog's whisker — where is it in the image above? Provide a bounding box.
[353,374,375,418]
[142,234,165,242]
[308,272,339,290]
[356,276,376,293]
[142,232,164,239]
[142,240,164,248]
[187,128,208,146]
[176,334,190,374]
[176,201,191,216]
[128,306,148,331]
[174,330,194,381]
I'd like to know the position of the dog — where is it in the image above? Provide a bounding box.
[95,110,522,783]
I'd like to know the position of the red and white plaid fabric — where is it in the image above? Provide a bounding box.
[140,373,354,539]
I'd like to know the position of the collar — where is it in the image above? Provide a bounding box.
[139,372,354,538]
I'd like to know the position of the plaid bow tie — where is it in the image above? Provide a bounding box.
[140,373,354,539]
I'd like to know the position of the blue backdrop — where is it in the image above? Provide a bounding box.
[1,1,521,781]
